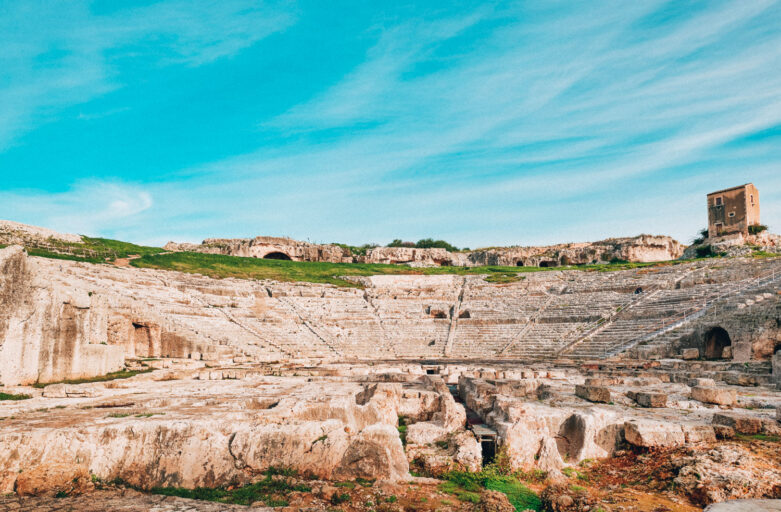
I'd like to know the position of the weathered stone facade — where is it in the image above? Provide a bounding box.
[707,183,760,238]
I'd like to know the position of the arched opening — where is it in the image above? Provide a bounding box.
[704,327,731,359]
[635,287,643,295]
[458,310,471,319]
[539,260,558,268]
[560,256,572,266]
[516,260,525,267]
[263,252,292,260]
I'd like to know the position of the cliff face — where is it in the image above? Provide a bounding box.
[166,234,685,267]
[164,236,352,263]
[363,235,685,267]
[0,246,123,386]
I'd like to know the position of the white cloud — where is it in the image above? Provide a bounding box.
[0,0,295,150]
[0,181,153,237]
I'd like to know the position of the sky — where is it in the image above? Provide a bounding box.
[1,0,780,248]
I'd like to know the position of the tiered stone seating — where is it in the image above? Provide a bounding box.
[32,255,781,364]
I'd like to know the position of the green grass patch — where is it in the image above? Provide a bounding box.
[737,433,780,443]
[20,236,163,263]
[32,368,153,388]
[130,251,682,288]
[0,392,31,401]
[397,424,407,446]
[752,250,779,259]
[440,470,541,511]
[150,469,311,507]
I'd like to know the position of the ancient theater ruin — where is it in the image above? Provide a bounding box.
[0,218,780,511]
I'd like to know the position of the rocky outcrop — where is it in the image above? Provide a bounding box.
[0,220,82,246]
[462,235,685,267]
[673,444,781,506]
[0,246,123,386]
[0,381,409,493]
[164,236,352,263]
[166,233,685,267]
[362,247,455,267]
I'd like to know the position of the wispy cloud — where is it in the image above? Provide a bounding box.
[0,0,295,150]
[0,181,153,237]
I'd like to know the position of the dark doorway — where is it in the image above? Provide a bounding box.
[635,287,643,294]
[481,439,496,466]
[516,261,525,267]
[539,261,557,268]
[704,327,731,359]
[263,252,292,260]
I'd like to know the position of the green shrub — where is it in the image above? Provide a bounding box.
[749,224,768,235]
[695,245,723,258]
[387,238,460,252]
[330,493,350,505]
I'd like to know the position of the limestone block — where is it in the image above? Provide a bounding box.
[406,422,448,445]
[712,412,761,434]
[691,386,736,406]
[536,437,564,473]
[635,392,667,408]
[722,346,733,359]
[453,431,481,472]
[724,373,759,387]
[15,463,91,496]
[575,385,611,403]
[689,378,715,388]
[681,348,699,360]
[681,424,716,444]
[624,420,685,448]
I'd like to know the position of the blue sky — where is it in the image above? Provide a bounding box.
[1,0,780,248]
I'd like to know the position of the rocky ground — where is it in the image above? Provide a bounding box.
[0,361,779,511]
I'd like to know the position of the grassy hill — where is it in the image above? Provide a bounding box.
[2,234,715,288]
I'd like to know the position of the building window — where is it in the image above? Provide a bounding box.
[728,212,735,218]
[750,194,754,204]
[715,196,723,206]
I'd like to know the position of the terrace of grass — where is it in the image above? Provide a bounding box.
[128,251,668,288]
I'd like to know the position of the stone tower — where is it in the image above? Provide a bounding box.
[707,183,760,238]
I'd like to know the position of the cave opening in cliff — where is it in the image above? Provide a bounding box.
[263,252,292,260]
[516,260,524,267]
[539,261,558,268]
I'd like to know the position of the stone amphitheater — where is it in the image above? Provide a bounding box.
[1,223,780,512]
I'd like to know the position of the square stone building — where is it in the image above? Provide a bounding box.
[707,183,760,238]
